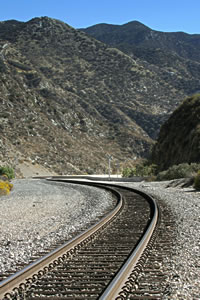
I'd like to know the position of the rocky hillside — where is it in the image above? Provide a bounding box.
[81,21,200,62]
[82,21,200,95]
[0,17,199,175]
[151,94,200,171]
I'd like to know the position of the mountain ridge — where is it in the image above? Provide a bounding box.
[81,21,200,62]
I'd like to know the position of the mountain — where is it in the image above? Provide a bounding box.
[151,94,200,171]
[81,21,200,62]
[0,17,199,176]
[81,21,200,96]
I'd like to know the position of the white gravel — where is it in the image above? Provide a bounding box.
[121,181,200,300]
[0,179,114,275]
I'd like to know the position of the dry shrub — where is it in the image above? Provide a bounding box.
[0,181,13,196]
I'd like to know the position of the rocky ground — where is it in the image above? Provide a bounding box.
[0,179,115,275]
[0,178,199,299]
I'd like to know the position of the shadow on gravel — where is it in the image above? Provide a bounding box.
[184,189,200,193]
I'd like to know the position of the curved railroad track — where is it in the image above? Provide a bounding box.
[0,180,159,300]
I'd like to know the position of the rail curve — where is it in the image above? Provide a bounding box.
[0,180,159,300]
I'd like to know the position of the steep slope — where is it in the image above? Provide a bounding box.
[0,17,197,175]
[82,21,200,96]
[151,94,200,171]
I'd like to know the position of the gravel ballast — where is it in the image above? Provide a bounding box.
[123,181,200,300]
[0,179,115,275]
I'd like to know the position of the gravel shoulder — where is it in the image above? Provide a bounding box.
[0,179,115,275]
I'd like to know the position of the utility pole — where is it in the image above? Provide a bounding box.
[116,162,120,178]
[108,155,112,180]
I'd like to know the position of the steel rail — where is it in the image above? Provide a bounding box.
[99,189,159,300]
[33,180,160,299]
[0,184,122,299]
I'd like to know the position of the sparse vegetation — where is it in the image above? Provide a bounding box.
[0,166,15,180]
[122,160,157,178]
[156,163,200,181]
[0,180,13,196]
[152,94,200,171]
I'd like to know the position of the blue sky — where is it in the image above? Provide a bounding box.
[0,0,199,34]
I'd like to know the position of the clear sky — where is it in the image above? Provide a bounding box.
[0,0,199,34]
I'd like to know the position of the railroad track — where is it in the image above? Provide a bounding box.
[0,181,159,300]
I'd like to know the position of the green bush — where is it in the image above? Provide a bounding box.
[0,166,15,179]
[122,162,157,178]
[193,170,200,190]
[122,167,135,178]
[157,163,200,181]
